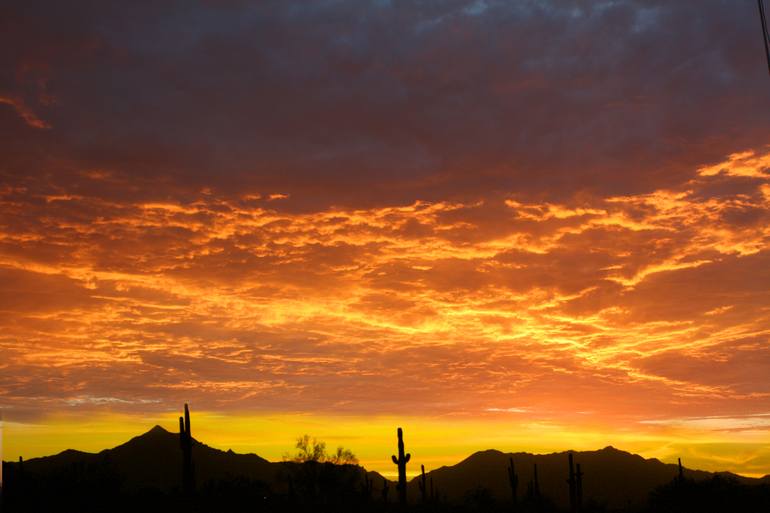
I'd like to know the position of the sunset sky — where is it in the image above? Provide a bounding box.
[2,0,770,479]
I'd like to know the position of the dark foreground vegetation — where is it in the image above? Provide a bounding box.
[3,405,769,513]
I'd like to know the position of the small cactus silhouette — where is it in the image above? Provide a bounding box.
[418,464,427,502]
[677,457,685,483]
[576,463,584,512]
[507,457,519,505]
[527,462,541,512]
[381,477,390,502]
[391,427,411,506]
[179,403,195,495]
[18,456,24,486]
[430,476,435,502]
[567,453,577,513]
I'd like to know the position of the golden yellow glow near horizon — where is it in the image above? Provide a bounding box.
[4,411,770,478]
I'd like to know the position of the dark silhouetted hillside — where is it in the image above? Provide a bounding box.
[3,428,770,512]
[1,425,383,512]
[407,446,764,510]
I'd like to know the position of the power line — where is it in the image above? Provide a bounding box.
[760,0,770,74]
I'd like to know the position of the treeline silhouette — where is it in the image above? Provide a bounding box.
[2,405,770,513]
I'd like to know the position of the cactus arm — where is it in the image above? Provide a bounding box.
[392,455,398,464]
[405,453,411,463]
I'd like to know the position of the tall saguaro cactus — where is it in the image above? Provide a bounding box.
[391,427,411,506]
[678,458,684,483]
[179,403,195,495]
[507,457,519,505]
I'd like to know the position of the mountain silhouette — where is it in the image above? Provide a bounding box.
[8,426,266,490]
[406,446,764,510]
[8,425,383,491]
[4,427,769,512]
[2,425,384,512]
[107,424,275,489]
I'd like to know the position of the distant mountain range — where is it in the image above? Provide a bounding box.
[4,425,768,510]
[413,447,767,510]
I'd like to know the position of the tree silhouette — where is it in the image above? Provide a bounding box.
[328,446,358,465]
[286,434,358,464]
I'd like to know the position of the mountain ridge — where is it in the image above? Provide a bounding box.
[406,445,764,509]
[4,426,769,510]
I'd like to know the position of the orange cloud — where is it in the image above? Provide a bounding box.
[2,0,770,478]
[1,150,769,476]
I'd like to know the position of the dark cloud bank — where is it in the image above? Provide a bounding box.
[1,0,769,208]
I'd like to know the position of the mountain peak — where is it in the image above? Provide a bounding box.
[108,424,179,454]
[127,424,176,442]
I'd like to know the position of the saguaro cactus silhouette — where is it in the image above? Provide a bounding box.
[381,477,390,502]
[575,463,584,512]
[391,427,411,506]
[179,403,195,495]
[18,456,24,492]
[677,458,684,483]
[567,453,577,513]
[418,464,427,502]
[507,457,519,505]
[430,477,435,503]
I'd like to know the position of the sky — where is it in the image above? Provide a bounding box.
[1,0,770,478]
